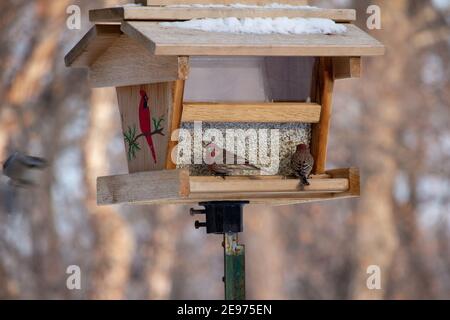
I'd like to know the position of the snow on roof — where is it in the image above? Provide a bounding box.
[160,17,347,35]
[115,3,142,7]
[167,3,319,10]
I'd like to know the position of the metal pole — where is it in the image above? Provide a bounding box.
[224,233,245,300]
[191,201,248,300]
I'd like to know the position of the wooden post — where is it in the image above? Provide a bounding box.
[310,57,334,174]
[165,79,186,170]
[332,57,361,80]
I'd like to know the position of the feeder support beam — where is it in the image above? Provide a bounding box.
[310,57,335,174]
[333,57,361,80]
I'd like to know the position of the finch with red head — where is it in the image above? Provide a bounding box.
[204,142,260,178]
[291,144,314,186]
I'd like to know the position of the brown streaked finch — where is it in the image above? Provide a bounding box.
[291,144,314,186]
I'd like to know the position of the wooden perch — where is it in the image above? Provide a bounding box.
[97,168,360,206]
[190,175,348,194]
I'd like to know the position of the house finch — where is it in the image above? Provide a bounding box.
[291,144,314,186]
[2,151,48,187]
[204,142,260,177]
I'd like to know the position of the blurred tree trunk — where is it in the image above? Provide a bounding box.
[350,0,445,299]
[0,0,70,298]
[0,263,19,299]
[350,0,408,299]
[83,88,133,299]
[146,206,180,299]
[245,207,288,299]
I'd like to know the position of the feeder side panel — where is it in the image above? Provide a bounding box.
[117,83,174,173]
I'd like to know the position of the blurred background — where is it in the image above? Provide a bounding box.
[0,0,449,299]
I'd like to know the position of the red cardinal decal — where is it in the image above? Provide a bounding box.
[139,90,157,163]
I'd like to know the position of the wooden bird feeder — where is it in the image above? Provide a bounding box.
[65,1,384,207]
[65,0,384,300]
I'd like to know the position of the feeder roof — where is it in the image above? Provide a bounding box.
[74,5,385,59]
[121,21,384,57]
[90,6,357,23]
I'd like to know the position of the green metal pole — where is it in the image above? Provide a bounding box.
[224,233,245,300]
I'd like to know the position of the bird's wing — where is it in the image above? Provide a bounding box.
[20,154,48,169]
[215,147,260,168]
[2,153,16,171]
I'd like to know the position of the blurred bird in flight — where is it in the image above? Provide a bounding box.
[2,152,48,187]
[290,144,314,187]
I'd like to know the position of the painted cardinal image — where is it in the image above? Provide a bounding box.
[205,142,260,177]
[291,144,314,186]
[139,89,157,163]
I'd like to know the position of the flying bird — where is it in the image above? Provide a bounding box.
[2,152,48,187]
[291,144,314,187]
[204,142,260,178]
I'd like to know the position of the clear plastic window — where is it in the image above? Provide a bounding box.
[184,56,315,102]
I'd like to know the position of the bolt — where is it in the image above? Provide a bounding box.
[190,208,206,216]
[195,221,207,229]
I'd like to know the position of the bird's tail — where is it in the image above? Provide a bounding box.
[300,175,310,186]
[145,136,157,164]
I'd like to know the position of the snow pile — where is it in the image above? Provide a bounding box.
[168,3,319,10]
[160,17,347,35]
[115,3,142,7]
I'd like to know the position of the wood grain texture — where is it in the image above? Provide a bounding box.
[96,168,358,206]
[65,25,122,67]
[97,169,190,205]
[332,56,361,80]
[181,102,321,123]
[90,6,356,23]
[136,0,310,5]
[117,83,175,173]
[327,167,360,196]
[165,80,186,170]
[121,21,385,57]
[190,176,348,193]
[89,36,189,88]
[310,57,334,174]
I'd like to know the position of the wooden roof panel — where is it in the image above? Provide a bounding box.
[137,0,326,5]
[90,6,356,23]
[121,21,385,57]
[65,24,122,67]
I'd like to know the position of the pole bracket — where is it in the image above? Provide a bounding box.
[190,201,248,300]
[192,201,248,234]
